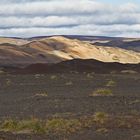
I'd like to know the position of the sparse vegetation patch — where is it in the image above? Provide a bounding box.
[106,80,116,87]
[65,81,73,86]
[0,113,138,136]
[35,92,48,97]
[90,88,113,96]
[50,75,57,80]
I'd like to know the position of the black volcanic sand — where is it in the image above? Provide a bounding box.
[0,73,140,140]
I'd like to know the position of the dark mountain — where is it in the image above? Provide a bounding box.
[6,59,140,74]
[93,39,140,52]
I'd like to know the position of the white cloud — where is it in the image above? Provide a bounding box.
[0,0,139,37]
[0,1,107,16]
[119,3,139,13]
[0,16,79,28]
[1,24,140,38]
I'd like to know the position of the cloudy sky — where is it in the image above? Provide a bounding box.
[0,0,140,37]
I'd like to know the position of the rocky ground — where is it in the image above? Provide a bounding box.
[0,73,139,140]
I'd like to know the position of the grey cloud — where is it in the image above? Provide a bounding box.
[0,1,108,16]
[0,0,139,37]
[0,16,79,28]
[0,13,140,29]
[1,24,140,38]
[0,1,138,16]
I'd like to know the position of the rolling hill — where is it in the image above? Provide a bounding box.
[0,36,140,67]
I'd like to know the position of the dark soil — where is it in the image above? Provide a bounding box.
[0,73,140,139]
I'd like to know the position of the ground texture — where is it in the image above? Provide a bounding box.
[0,73,140,140]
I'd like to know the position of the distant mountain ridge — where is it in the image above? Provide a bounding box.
[93,39,140,52]
[0,35,140,66]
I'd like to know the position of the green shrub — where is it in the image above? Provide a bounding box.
[94,112,108,124]
[0,114,138,135]
[19,119,45,133]
[50,75,57,80]
[87,73,94,78]
[46,118,82,135]
[106,80,116,87]
[0,70,6,75]
[6,79,12,86]
[65,81,73,86]
[0,118,46,134]
[35,91,48,97]
[96,128,108,134]
[90,88,113,96]
[0,119,18,131]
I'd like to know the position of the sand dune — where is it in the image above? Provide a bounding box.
[0,36,140,66]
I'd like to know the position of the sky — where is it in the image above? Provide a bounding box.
[0,0,140,37]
